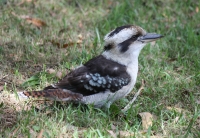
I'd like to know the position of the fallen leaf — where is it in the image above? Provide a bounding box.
[150,41,156,46]
[196,7,199,13]
[111,124,117,131]
[166,106,189,113]
[107,130,117,138]
[56,71,62,79]
[173,117,179,124]
[11,12,46,28]
[107,0,113,7]
[26,18,47,27]
[79,21,83,28]
[38,53,45,58]
[175,66,183,71]
[49,40,75,48]
[150,136,163,138]
[37,129,44,138]
[139,112,153,130]
[78,34,83,40]
[119,131,135,137]
[47,69,56,74]
[11,12,28,19]
[44,110,53,115]
[118,130,158,138]
[76,39,83,44]
[62,42,75,48]
[176,37,181,40]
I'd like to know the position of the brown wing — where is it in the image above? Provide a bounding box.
[49,55,131,96]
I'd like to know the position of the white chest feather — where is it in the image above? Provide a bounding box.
[81,61,138,108]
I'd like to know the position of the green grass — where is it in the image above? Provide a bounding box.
[0,0,200,137]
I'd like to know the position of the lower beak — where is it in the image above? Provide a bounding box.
[138,33,163,43]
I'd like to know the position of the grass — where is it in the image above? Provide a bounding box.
[0,0,200,137]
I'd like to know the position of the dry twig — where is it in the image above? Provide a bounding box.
[122,79,145,112]
[0,75,8,81]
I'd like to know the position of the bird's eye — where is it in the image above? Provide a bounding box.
[104,44,113,51]
[131,35,138,39]
[118,34,141,53]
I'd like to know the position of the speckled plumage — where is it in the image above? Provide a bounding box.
[18,25,163,108]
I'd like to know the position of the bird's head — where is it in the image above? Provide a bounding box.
[102,25,163,65]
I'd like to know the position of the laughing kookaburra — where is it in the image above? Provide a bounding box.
[18,25,163,108]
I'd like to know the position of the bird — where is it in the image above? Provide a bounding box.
[18,25,163,108]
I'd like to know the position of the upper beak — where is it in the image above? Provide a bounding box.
[138,33,164,43]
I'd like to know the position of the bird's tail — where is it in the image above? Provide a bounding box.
[17,89,83,101]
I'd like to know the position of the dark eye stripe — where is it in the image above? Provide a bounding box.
[108,25,132,37]
[104,44,113,51]
[119,34,140,53]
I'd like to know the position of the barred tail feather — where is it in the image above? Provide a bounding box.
[17,89,83,101]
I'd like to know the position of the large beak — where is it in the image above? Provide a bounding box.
[138,33,163,43]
